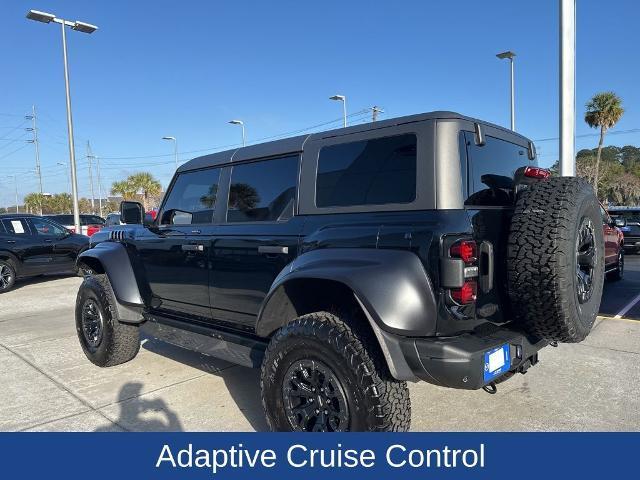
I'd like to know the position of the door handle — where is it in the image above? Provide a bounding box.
[181,244,204,252]
[44,239,53,243]
[6,240,16,244]
[258,245,288,255]
[479,241,494,293]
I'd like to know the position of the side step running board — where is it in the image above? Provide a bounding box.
[142,315,267,368]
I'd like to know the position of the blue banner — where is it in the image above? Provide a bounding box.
[0,433,637,478]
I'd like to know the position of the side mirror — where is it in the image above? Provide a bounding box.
[615,218,626,228]
[120,201,145,225]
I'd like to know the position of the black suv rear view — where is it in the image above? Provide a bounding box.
[75,111,604,431]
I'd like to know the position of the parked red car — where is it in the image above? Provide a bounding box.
[601,205,624,281]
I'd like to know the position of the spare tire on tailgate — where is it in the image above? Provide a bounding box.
[507,176,604,343]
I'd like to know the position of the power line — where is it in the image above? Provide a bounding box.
[534,128,640,143]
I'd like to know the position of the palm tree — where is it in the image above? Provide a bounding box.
[23,192,46,214]
[128,172,162,210]
[111,179,137,201]
[584,92,624,196]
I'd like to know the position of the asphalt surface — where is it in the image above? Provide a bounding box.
[0,268,639,432]
[599,255,640,319]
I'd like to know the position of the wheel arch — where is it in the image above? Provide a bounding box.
[256,248,438,380]
[77,242,145,323]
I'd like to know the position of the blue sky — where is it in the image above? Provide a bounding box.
[1,0,638,207]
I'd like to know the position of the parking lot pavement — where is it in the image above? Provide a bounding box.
[600,255,640,319]
[1,274,639,432]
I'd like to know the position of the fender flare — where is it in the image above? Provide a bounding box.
[77,242,145,323]
[256,248,439,381]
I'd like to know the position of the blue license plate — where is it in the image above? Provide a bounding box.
[483,344,511,382]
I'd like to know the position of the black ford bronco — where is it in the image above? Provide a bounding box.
[75,111,604,432]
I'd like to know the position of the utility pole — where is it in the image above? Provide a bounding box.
[96,154,103,217]
[371,106,383,122]
[86,141,96,214]
[25,105,44,215]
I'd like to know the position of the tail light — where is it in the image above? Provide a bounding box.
[450,240,477,264]
[86,225,101,236]
[451,281,477,304]
[447,239,478,305]
[524,166,551,179]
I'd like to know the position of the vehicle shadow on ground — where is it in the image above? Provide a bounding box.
[11,273,77,292]
[139,335,268,431]
[95,381,184,432]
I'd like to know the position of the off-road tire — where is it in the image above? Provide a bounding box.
[607,250,624,282]
[507,177,604,343]
[261,311,411,432]
[0,259,16,293]
[75,274,140,367]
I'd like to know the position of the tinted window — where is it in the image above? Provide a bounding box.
[227,156,299,223]
[316,134,417,208]
[81,215,105,225]
[161,168,221,225]
[2,218,29,235]
[29,218,67,236]
[50,215,73,225]
[464,133,530,206]
[610,210,640,223]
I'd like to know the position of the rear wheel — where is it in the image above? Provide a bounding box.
[75,274,140,367]
[0,260,16,293]
[261,311,411,432]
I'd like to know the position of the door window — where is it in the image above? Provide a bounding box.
[28,218,67,236]
[2,218,29,235]
[160,168,221,225]
[226,156,299,223]
[315,134,417,208]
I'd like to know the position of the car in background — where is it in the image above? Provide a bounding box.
[601,205,625,281]
[0,214,89,293]
[47,214,105,237]
[608,206,640,254]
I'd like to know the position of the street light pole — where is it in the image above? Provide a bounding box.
[330,95,347,127]
[228,120,245,146]
[162,136,178,170]
[26,9,98,233]
[496,51,516,131]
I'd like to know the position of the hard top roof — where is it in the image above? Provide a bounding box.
[178,111,533,172]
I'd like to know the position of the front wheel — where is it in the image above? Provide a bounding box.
[0,260,16,293]
[260,311,411,432]
[75,274,140,367]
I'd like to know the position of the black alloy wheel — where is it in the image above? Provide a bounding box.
[576,218,596,304]
[81,298,104,350]
[282,359,349,432]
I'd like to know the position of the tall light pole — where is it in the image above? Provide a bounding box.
[162,136,178,170]
[330,95,347,127]
[57,162,71,192]
[25,105,43,215]
[26,9,98,234]
[560,0,576,177]
[228,120,245,146]
[496,51,516,131]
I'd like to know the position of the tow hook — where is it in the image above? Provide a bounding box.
[482,382,497,395]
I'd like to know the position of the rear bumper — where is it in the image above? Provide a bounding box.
[397,324,547,390]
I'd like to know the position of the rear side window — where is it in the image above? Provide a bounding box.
[81,215,105,225]
[464,132,530,207]
[51,215,73,225]
[315,134,417,208]
[227,156,299,223]
[2,218,29,235]
[161,167,221,224]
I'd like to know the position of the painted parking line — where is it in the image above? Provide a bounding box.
[598,315,640,323]
[613,291,640,319]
